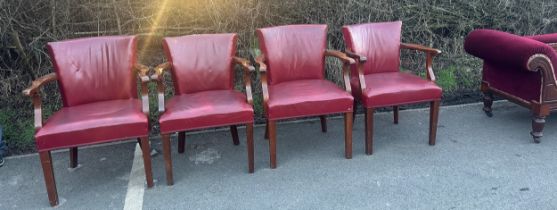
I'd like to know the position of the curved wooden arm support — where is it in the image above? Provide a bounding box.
[527,54,557,104]
[233,56,255,105]
[325,50,354,94]
[345,50,367,94]
[401,43,442,82]
[255,54,270,113]
[22,73,58,131]
[134,64,151,114]
[151,62,171,113]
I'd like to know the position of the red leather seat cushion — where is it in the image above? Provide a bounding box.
[357,72,442,107]
[267,79,354,120]
[159,90,254,133]
[35,99,148,151]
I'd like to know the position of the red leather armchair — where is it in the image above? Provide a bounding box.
[22,36,153,206]
[255,24,355,168]
[152,33,255,185]
[464,29,557,143]
[342,21,443,155]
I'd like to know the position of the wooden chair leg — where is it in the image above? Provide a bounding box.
[264,120,269,139]
[365,108,374,155]
[268,120,277,169]
[161,134,174,185]
[246,123,254,173]
[531,114,546,144]
[39,151,58,206]
[231,125,240,145]
[320,116,327,133]
[178,131,186,154]
[429,101,440,146]
[69,147,78,168]
[393,106,399,124]
[483,91,494,117]
[138,137,154,188]
[344,112,353,159]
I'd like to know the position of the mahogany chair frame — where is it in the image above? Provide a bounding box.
[22,64,153,206]
[345,43,442,155]
[255,50,356,169]
[152,57,255,185]
[481,46,557,143]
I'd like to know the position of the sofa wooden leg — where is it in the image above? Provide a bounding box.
[531,115,546,144]
[178,132,186,154]
[483,92,494,117]
[344,112,353,159]
[69,147,78,168]
[365,108,374,155]
[230,125,240,145]
[161,134,174,185]
[393,106,399,124]
[139,137,154,188]
[320,116,327,133]
[429,101,440,146]
[39,151,59,206]
[268,120,277,169]
[246,123,254,173]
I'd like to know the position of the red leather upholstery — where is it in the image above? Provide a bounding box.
[159,90,253,133]
[354,72,442,107]
[526,33,557,43]
[464,29,557,102]
[163,34,237,94]
[267,79,353,120]
[36,99,148,151]
[342,21,402,75]
[47,36,138,107]
[160,33,253,134]
[257,25,327,85]
[343,21,441,108]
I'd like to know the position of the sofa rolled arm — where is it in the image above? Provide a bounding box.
[526,33,557,44]
[464,29,557,71]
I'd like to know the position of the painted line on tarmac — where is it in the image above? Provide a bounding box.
[123,143,145,210]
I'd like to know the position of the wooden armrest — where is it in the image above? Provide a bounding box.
[401,43,442,55]
[324,50,353,93]
[401,43,441,82]
[344,50,367,63]
[133,64,151,114]
[151,62,171,113]
[233,57,255,105]
[22,73,58,131]
[255,54,269,112]
[325,50,356,64]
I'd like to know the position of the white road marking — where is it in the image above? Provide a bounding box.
[123,143,146,210]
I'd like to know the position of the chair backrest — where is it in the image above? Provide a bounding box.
[257,24,327,85]
[342,21,402,75]
[47,36,138,107]
[163,33,237,94]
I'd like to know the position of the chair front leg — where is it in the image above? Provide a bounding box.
[246,123,254,173]
[230,125,240,145]
[365,108,375,155]
[161,134,174,185]
[268,120,277,169]
[69,147,78,168]
[39,151,58,206]
[320,116,327,133]
[429,101,440,145]
[138,137,154,188]
[483,92,494,117]
[344,112,353,159]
